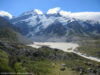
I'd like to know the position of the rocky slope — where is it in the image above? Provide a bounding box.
[0,16,32,44]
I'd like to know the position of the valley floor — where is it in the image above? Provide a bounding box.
[28,42,79,52]
[28,42,100,62]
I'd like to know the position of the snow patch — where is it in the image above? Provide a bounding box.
[0,11,13,19]
[34,9,43,14]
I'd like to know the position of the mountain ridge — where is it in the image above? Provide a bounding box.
[0,9,99,42]
[10,10,100,42]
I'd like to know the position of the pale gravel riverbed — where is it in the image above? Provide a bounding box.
[28,42,100,62]
[28,42,79,52]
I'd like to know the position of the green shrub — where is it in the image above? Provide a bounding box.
[0,49,13,72]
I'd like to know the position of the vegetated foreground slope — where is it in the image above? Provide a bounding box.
[0,41,100,75]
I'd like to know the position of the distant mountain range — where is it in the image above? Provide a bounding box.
[0,10,100,42]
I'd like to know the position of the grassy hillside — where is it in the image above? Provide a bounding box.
[77,39,100,58]
[0,42,100,75]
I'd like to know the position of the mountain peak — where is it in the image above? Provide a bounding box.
[0,11,13,19]
[21,9,43,16]
[34,9,43,14]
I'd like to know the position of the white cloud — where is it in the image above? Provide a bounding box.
[60,10,71,16]
[34,9,43,14]
[0,11,13,19]
[47,7,100,23]
[60,10,100,22]
[47,7,61,14]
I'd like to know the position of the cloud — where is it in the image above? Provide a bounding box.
[34,9,43,14]
[47,7,61,14]
[0,11,13,19]
[60,10,71,18]
[60,10,100,22]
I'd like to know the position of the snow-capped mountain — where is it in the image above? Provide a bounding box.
[0,11,13,19]
[11,8,100,42]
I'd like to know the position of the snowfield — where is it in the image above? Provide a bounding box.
[28,42,79,52]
